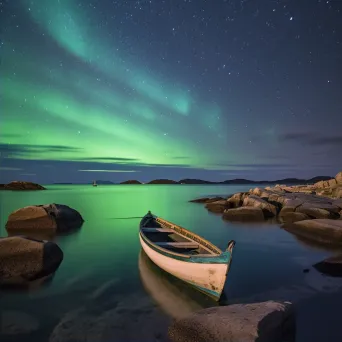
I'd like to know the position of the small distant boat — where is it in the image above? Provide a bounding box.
[139,211,236,301]
[92,180,97,187]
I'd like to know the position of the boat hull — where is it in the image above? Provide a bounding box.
[139,234,229,300]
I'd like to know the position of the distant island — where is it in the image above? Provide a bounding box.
[1,176,333,190]
[120,180,142,184]
[86,176,332,185]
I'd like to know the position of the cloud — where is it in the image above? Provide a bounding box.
[78,169,140,173]
[0,143,83,158]
[75,157,140,162]
[0,167,22,171]
[280,133,342,146]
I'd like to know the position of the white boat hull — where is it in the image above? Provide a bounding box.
[139,234,228,299]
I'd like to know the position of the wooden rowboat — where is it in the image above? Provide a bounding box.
[139,211,236,301]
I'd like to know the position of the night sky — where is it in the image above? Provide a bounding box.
[1,0,341,184]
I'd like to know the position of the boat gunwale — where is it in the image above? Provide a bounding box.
[156,217,223,255]
[139,214,225,260]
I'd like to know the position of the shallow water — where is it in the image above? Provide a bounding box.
[1,184,341,341]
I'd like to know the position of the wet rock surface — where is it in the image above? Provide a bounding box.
[168,301,295,342]
[0,236,63,286]
[6,204,84,235]
[313,254,342,277]
[191,171,342,245]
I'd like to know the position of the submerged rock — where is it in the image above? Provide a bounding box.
[6,203,84,235]
[0,311,40,335]
[223,207,265,222]
[282,219,342,245]
[168,301,295,342]
[0,236,63,286]
[313,254,342,277]
[49,295,171,342]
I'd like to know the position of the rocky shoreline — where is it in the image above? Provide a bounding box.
[191,171,342,246]
[2,174,342,341]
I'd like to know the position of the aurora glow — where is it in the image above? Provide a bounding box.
[1,0,341,183]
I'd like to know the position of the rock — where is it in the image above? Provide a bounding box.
[0,236,63,285]
[243,195,278,217]
[205,200,230,213]
[190,197,224,203]
[168,301,295,342]
[282,219,342,245]
[279,206,296,215]
[6,203,84,234]
[227,192,246,208]
[314,180,325,189]
[49,296,170,342]
[251,187,263,196]
[333,199,342,209]
[223,207,265,222]
[336,172,342,184]
[1,311,40,335]
[313,254,342,277]
[296,206,336,219]
[333,186,342,198]
[299,202,340,213]
[1,181,46,190]
[283,198,303,207]
[328,178,338,187]
[268,194,287,206]
[279,212,310,223]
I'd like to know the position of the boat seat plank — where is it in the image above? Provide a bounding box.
[155,242,199,248]
[142,228,174,233]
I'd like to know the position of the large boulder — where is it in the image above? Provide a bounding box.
[295,206,336,219]
[205,200,230,213]
[243,195,278,217]
[279,212,309,224]
[0,236,63,286]
[282,219,342,245]
[336,172,342,184]
[313,254,342,277]
[1,181,46,190]
[6,203,84,234]
[168,301,295,342]
[223,207,264,222]
[333,199,342,209]
[299,202,340,213]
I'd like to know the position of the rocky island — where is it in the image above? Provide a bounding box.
[191,171,342,245]
[120,180,142,184]
[0,181,46,190]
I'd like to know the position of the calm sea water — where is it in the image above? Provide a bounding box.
[0,185,339,341]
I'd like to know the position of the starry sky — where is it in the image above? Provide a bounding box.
[1,0,341,184]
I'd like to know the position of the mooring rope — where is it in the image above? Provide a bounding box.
[110,216,144,220]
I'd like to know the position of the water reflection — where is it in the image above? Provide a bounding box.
[292,234,342,253]
[0,274,55,293]
[138,249,218,319]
